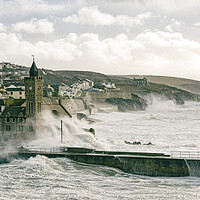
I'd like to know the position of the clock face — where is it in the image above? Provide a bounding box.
[29,86,32,91]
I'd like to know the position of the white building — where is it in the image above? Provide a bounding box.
[102,82,116,89]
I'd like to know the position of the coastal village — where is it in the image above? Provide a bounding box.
[1,59,200,146]
[0,60,200,179]
[0,59,150,145]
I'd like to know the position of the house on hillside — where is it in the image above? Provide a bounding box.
[133,77,148,86]
[83,79,94,88]
[102,82,116,89]
[5,88,25,99]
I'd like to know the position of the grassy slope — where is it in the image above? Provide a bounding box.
[43,71,200,103]
[2,62,200,100]
[121,75,200,95]
[43,70,111,86]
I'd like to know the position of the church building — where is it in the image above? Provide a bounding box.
[0,59,71,144]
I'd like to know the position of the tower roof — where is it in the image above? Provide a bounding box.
[30,59,38,77]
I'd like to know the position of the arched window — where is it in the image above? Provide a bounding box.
[6,112,11,123]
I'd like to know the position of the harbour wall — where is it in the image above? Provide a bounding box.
[66,154,190,177]
[60,97,117,117]
[42,90,127,117]
[83,90,132,103]
[60,99,90,117]
[16,151,200,177]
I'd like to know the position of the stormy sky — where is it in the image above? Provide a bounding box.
[0,0,200,80]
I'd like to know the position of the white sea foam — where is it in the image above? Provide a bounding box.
[91,101,200,153]
[1,100,200,199]
[27,110,103,149]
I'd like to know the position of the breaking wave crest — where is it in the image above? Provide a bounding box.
[26,110,104,150]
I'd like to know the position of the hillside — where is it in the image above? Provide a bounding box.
[1,62,200,105]
[2,62,200,94]
[121,75,200,95]
[43,70,111,86]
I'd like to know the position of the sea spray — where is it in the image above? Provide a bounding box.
[145,94,179,113]
[0,146,18,164]
[27,110,104,149]
[18,155,64,173]
[1,102,200,199]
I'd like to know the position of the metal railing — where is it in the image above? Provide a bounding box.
[0,147,18,153]
[171,151,200,158]
[17,147,67,153]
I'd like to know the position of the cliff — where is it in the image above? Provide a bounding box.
[106,94,147,112]
[117,83,200,106]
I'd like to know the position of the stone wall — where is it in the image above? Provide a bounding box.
[60,98,89,117]
[83,90,132,103]
[17,151,197,177]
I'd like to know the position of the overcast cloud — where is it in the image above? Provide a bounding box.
[0,0,200,80]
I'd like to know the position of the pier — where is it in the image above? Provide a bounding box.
[5,147,198,177]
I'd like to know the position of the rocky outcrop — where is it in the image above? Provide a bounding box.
[106,94,147,112]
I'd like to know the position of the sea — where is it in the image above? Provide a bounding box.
[1,99,200,200]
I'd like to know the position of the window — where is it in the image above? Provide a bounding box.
[6,125,11,131]
[6,117,10,122]
[29,125,33,132]
[11,92,13,95]
[28,102,31,114]
[38,103,41,113]
[19,117,23,122]
[31,102,34,114]
[13,118,15,123]
[28,102,34,114]
[19,91,22,95]
[18,125,23,132]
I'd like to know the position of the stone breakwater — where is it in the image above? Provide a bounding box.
[15,148,200,177]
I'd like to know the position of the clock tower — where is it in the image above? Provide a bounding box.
[24,58,43,134]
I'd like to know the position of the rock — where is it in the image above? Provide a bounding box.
[106,94,147,112]
[89,128,95,136]
[143,142,154,146]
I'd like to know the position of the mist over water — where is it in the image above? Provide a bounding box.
[1,100,200,199]
[91,101,200,153]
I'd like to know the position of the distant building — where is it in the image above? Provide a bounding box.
[6,87,25,99]
[102,82,116,89]
[133,77,148,86]
[0,88,7,99]
[43,85,55,97]
[83,79,94,88]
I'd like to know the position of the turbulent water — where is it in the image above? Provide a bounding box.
[1,100,200,199]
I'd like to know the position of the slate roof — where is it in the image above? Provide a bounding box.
[1,106,26,118]
[10,99,26,106]
[6,88,24,91]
